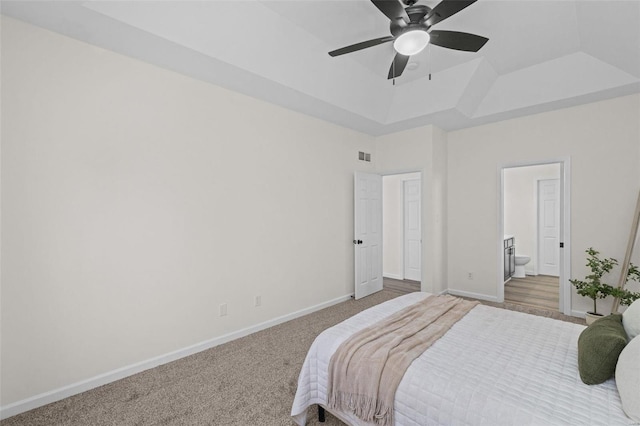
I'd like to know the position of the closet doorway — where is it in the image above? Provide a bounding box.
[383,172,422,293]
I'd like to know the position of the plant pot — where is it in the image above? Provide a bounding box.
[585,312,604,325]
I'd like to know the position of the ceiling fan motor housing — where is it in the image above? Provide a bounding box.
[390,5,431,37]
[407,4,431,23]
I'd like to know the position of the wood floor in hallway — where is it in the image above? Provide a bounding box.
[504,274,560,311]
[382,275,580,323]
[383,277,421,295]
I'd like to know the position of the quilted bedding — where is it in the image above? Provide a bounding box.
[291,292,632,426]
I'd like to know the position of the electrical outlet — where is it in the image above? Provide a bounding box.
[219,303,227,317]
[467,272,474,280]
[255,295,261,307]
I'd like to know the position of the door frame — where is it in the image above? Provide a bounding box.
[497,158,571,315]
[381,169,424,289]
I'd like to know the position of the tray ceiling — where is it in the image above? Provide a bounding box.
[2,0,639,135]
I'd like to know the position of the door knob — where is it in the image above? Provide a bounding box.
[353,240,363,245]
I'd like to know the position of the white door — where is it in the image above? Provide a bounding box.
[403,179,421,281]
[354,172,383,299]
[538,179,560,276]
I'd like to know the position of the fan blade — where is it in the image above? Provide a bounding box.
[429,30,488,52]
[372,0,409,23]
[329,36,395,57]
[425,0,477,27]
[388,53,410,79]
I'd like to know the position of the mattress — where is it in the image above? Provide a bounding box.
[291,292,632,426]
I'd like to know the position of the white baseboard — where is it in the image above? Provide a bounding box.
[0,293,353,420]
[383,273,403,280]
[446,289,498,303]
[448,290,584,319]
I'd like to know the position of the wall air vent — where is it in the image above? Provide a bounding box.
[358,151,371,162]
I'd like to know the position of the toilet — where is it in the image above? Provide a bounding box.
[513,255,531,278]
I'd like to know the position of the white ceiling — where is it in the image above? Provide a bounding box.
[2,0,640,135]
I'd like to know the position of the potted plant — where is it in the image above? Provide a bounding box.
[610,263,640,308]
[570,248,617,325]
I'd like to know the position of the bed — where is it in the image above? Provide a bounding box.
[291,292,633,425]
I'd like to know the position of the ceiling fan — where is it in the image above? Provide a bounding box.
[329,0,488,79]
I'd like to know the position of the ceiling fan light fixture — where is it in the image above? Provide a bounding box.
[393,30,430,56]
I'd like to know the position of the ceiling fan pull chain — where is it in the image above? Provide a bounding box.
[393,59,396,85]
[428,44,432,81]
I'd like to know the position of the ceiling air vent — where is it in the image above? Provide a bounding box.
[358,151,371,162]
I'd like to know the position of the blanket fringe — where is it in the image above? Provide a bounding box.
[328,391,394,426]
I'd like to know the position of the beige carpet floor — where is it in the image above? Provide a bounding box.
[1,290,584,426]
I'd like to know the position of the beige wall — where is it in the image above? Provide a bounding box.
[0,17,375,406]
[431,126,448,295]
[504,163,561,275]
[3,14,640,416]
[375,126,448,295]
[448,94,640,312]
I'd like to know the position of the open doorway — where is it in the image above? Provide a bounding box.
[499,159,571,315]
[382,172,422,294]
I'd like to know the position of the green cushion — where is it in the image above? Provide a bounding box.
[578,314,628,385]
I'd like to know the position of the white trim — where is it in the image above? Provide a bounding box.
[571,310,587,319]
[448,289,583,319]
[0,293,353,420]
[497,166,505,302]
[446,289,499,303]
[382,273,404,280]
[561,160,572,316]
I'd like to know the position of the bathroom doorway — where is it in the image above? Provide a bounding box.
[382,172,422,294]
[499,160,571,314]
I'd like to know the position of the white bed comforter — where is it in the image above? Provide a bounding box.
[291,292,632,426]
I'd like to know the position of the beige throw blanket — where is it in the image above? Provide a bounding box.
[327,295,479,426]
